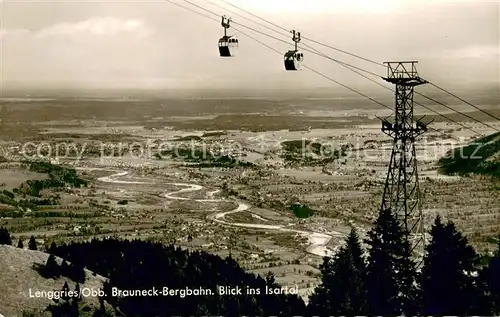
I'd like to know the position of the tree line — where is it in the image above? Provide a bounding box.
[308,210,500,316]
[49,238,306,316]
[2,206,500,316]
[0,228,38,251]
[18,161,87,197]
[44,210,500,316]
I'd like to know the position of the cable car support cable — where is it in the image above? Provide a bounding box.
[214,3,499,132]
[301,44,483,136]
[197,0,500,131]
[203,0,291,39]
[426,81,500,122]
[217,0,384,68]
[234,27,482,138]
[182,0,382,77]
[164,0,492,136]
[414,92,499,132]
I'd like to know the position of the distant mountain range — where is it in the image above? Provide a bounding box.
[1,83,498,100]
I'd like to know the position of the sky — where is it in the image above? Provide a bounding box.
[0,0,498,93]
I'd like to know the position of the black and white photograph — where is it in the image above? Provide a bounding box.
[0,0,499,316]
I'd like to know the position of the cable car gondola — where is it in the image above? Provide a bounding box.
[219,16,238,57]
[284,30,303,71]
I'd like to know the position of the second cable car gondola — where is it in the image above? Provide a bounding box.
[219,16,238,57]
[284,30,303,71]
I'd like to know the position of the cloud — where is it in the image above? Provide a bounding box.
[1,1,497,90]
[0,28,30,38]
[0,16,166,87]
[448,45,499,59]
[35,17,153,38]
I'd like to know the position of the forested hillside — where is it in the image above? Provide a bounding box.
[4,208,496,316]
[439,132,500,178]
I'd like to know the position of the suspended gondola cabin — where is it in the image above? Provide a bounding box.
[284,50,303,70]
[219,36,239,57]
[284,30,303,71]
[219,16,238,57]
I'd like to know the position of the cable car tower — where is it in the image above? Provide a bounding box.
[379,61,429,261]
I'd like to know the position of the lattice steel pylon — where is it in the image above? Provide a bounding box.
[379,61,429,260]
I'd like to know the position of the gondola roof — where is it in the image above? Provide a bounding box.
[284,50,301,57]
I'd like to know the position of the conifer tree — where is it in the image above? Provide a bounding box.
[265,271,276,285]
[93,300,107,317]
[47,281,78,317]
[61,281,70,302]
[490,240,500,313]
[92,299,116,317]
[28,236,37,250]
[68,261,86,283]
[48,241,57,254]
[309,228,368,316]
[0,227,12,245]
[17,238,24,249]
[420,216,482,315]
[60,259,69,277]
[44,253,61,278]
[70,298,79,317]
[478,238,500,314]
[365,209,418,316]
[74,283,82,302]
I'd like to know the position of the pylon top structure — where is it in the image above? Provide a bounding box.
[380,61,429,261]
[383,61,427,85]
[380,62,429,139]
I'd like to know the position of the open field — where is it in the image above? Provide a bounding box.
[0,93,499,300]
[0,245,106,316]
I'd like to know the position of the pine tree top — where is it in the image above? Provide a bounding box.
[28,236,38,250]
[0,227,13,246]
